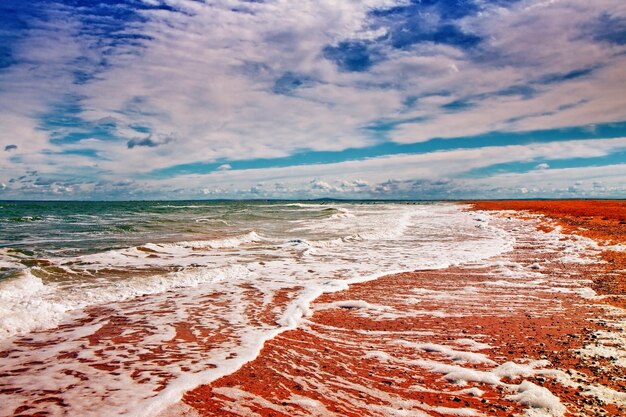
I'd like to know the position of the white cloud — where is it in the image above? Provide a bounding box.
[68,0,408,176]
[140,137,626,198]
[465,164,626,197]
[44,1,626,166]
[1,0,625,198]
[309,179,340,192]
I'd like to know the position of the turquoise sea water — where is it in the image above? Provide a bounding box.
[0,201,335,256]
[0,201,355,280]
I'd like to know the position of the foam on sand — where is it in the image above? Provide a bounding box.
[177,202,625,417]
[507,381,566,416]
[0,203,519,416]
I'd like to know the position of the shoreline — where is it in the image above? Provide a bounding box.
[2,201,625,416]
[472,200,626,308]
[176,201,626,416]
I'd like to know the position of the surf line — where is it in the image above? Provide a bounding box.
[139,210,514,417]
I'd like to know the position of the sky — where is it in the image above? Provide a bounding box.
[1,0,626,200]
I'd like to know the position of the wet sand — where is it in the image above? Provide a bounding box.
[473,200,626,307]
[177,201,626,417]
[4,201,625,417]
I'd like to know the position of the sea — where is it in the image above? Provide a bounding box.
[0,201,514,416]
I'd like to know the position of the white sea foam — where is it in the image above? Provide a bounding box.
[73,231,268,268]
[194,218,230,225]
[454,338,492,351]
[414,359,501,385]
[174,231,266,249]
[413,355,570,416]
[0,271,61,338]
[330,207,355,219]
[154,205,208,209]
[507,381,566,416]
[0,265,256,339]
[322,299,391,311]
[0,203,520,416]
[399,341,496,365]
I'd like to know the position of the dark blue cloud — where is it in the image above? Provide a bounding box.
[388,23,481,50]
[60,0,181,30]
[58,1,176,82]
[369,0,484,50]
[323,41,380,72]
[441,99,475,112]
[504,99,590,125]
[437,84,535,113]
[237,61,271,78]
[557,99,589,112]
[272,72,315,95]
[0,1,46,70]
[589,13,626,45]
[34,177,55,186]
[363,116,430,141]
[4,144,17,151]
[40,95,123,145]
[495,85,536,99]
[323,1,492,72]
[402,96,418,109]
[127,134,174,149]
[0,0,178,79]
[538,67,596,85]
[370,1,480,21]
[436,68,592,116]
[118,96,163,118]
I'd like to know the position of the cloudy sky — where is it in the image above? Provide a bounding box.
[1,0,626,200]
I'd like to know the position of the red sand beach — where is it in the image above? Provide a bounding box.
[473,200,626,308]
[175,200,626,417]
[3,201,625,417]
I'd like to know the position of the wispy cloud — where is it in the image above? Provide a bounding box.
[0,0,625,199]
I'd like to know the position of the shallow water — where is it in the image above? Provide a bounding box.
[0,201,515,416]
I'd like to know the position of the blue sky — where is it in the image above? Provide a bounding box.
[1,0,626,200]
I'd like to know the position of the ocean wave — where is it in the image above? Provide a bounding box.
[68,231,267,269]
[166,231,266,249]
[152,204,210,209]
[6,216,44,223]
[0,264,256,338]
[329,207,355,219]
[195,218,230,225]
[0,204,520,342]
